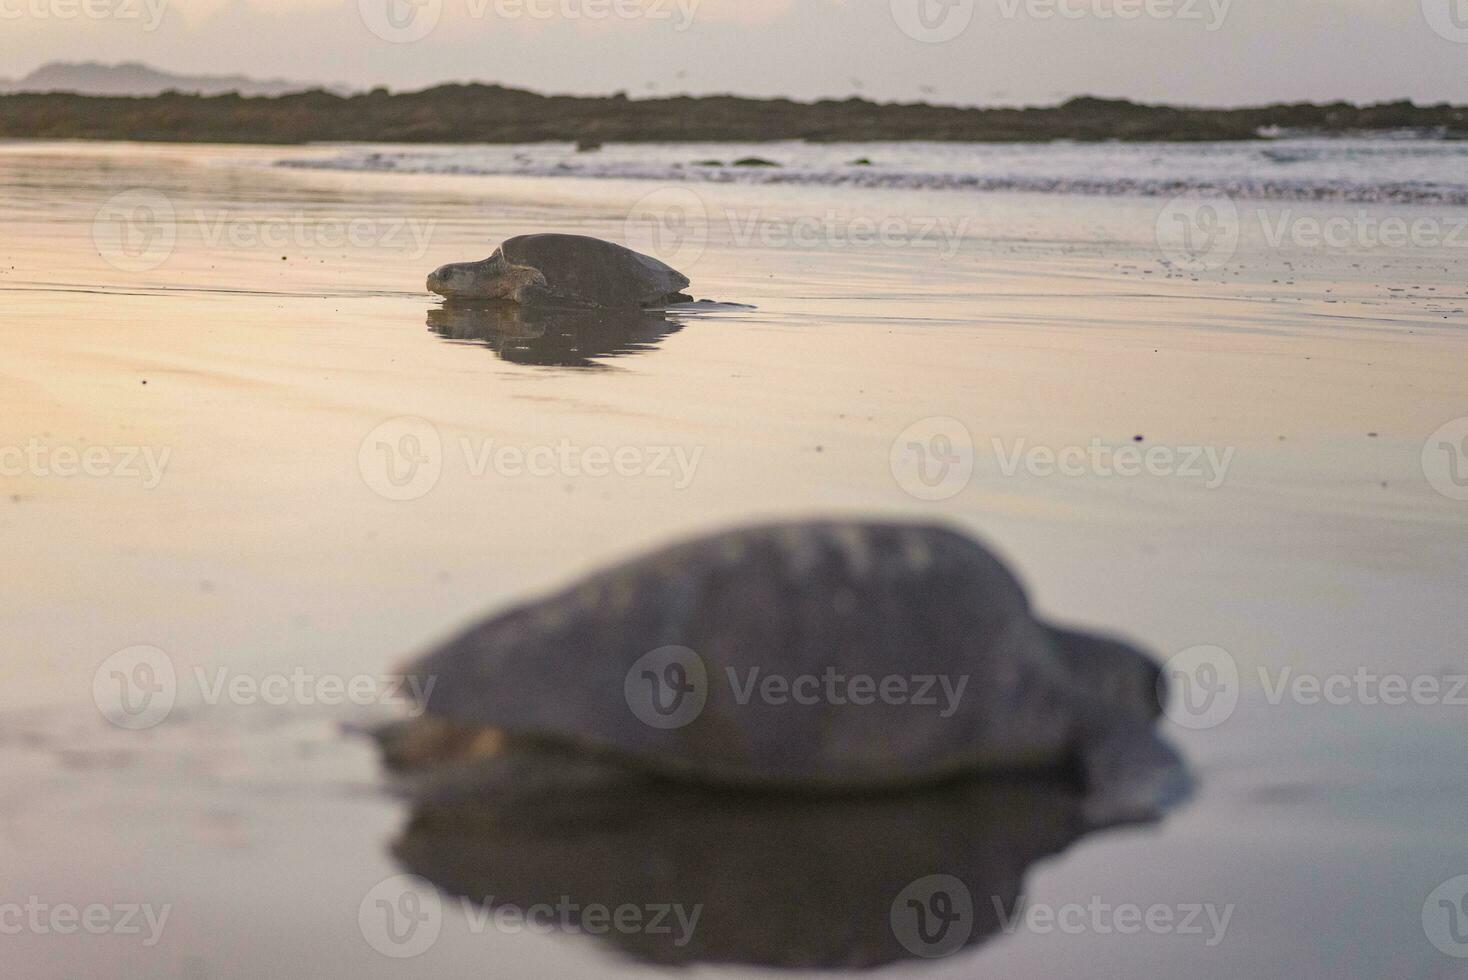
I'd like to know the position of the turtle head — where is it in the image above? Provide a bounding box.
[427,255,503,301]
[428,249,547,303]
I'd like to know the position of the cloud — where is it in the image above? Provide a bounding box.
[689,0,797,23]
[419,0,803,39]
[171,0,347,26]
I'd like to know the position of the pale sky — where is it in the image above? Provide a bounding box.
[1,0,1465,106]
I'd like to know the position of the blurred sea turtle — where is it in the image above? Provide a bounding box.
[373,520,1189,825]
[426,234,692,308]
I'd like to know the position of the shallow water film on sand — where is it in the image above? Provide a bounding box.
[1,140,1466,979]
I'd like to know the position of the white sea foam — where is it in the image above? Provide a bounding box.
[276,137,1468,205]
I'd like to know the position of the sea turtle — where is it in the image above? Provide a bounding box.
[426,234,692,308]
[373,520,1188,825]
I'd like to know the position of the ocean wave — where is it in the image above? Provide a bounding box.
[276,140,1468,206]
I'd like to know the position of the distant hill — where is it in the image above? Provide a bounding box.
[0,61,346,98]
[0,84,1464,144]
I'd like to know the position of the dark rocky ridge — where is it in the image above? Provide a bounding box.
[1,87,1464,144]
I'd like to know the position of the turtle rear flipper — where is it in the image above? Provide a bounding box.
[1045,624,1165,724]
[1042,625,1189,826]
[1076,725,1192,829]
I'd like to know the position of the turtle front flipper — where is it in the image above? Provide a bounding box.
[371,717,646,804]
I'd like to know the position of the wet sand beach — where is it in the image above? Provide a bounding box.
[1,142,1467,978]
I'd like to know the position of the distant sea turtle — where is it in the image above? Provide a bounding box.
[374,521,1188,825]
[426,234,692,308]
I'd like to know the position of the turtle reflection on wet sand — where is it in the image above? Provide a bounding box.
[426,303,682,367]
[396,774,1090,969]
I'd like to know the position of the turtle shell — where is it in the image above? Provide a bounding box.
[497,234,691,308]
[400,521,1157,790]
